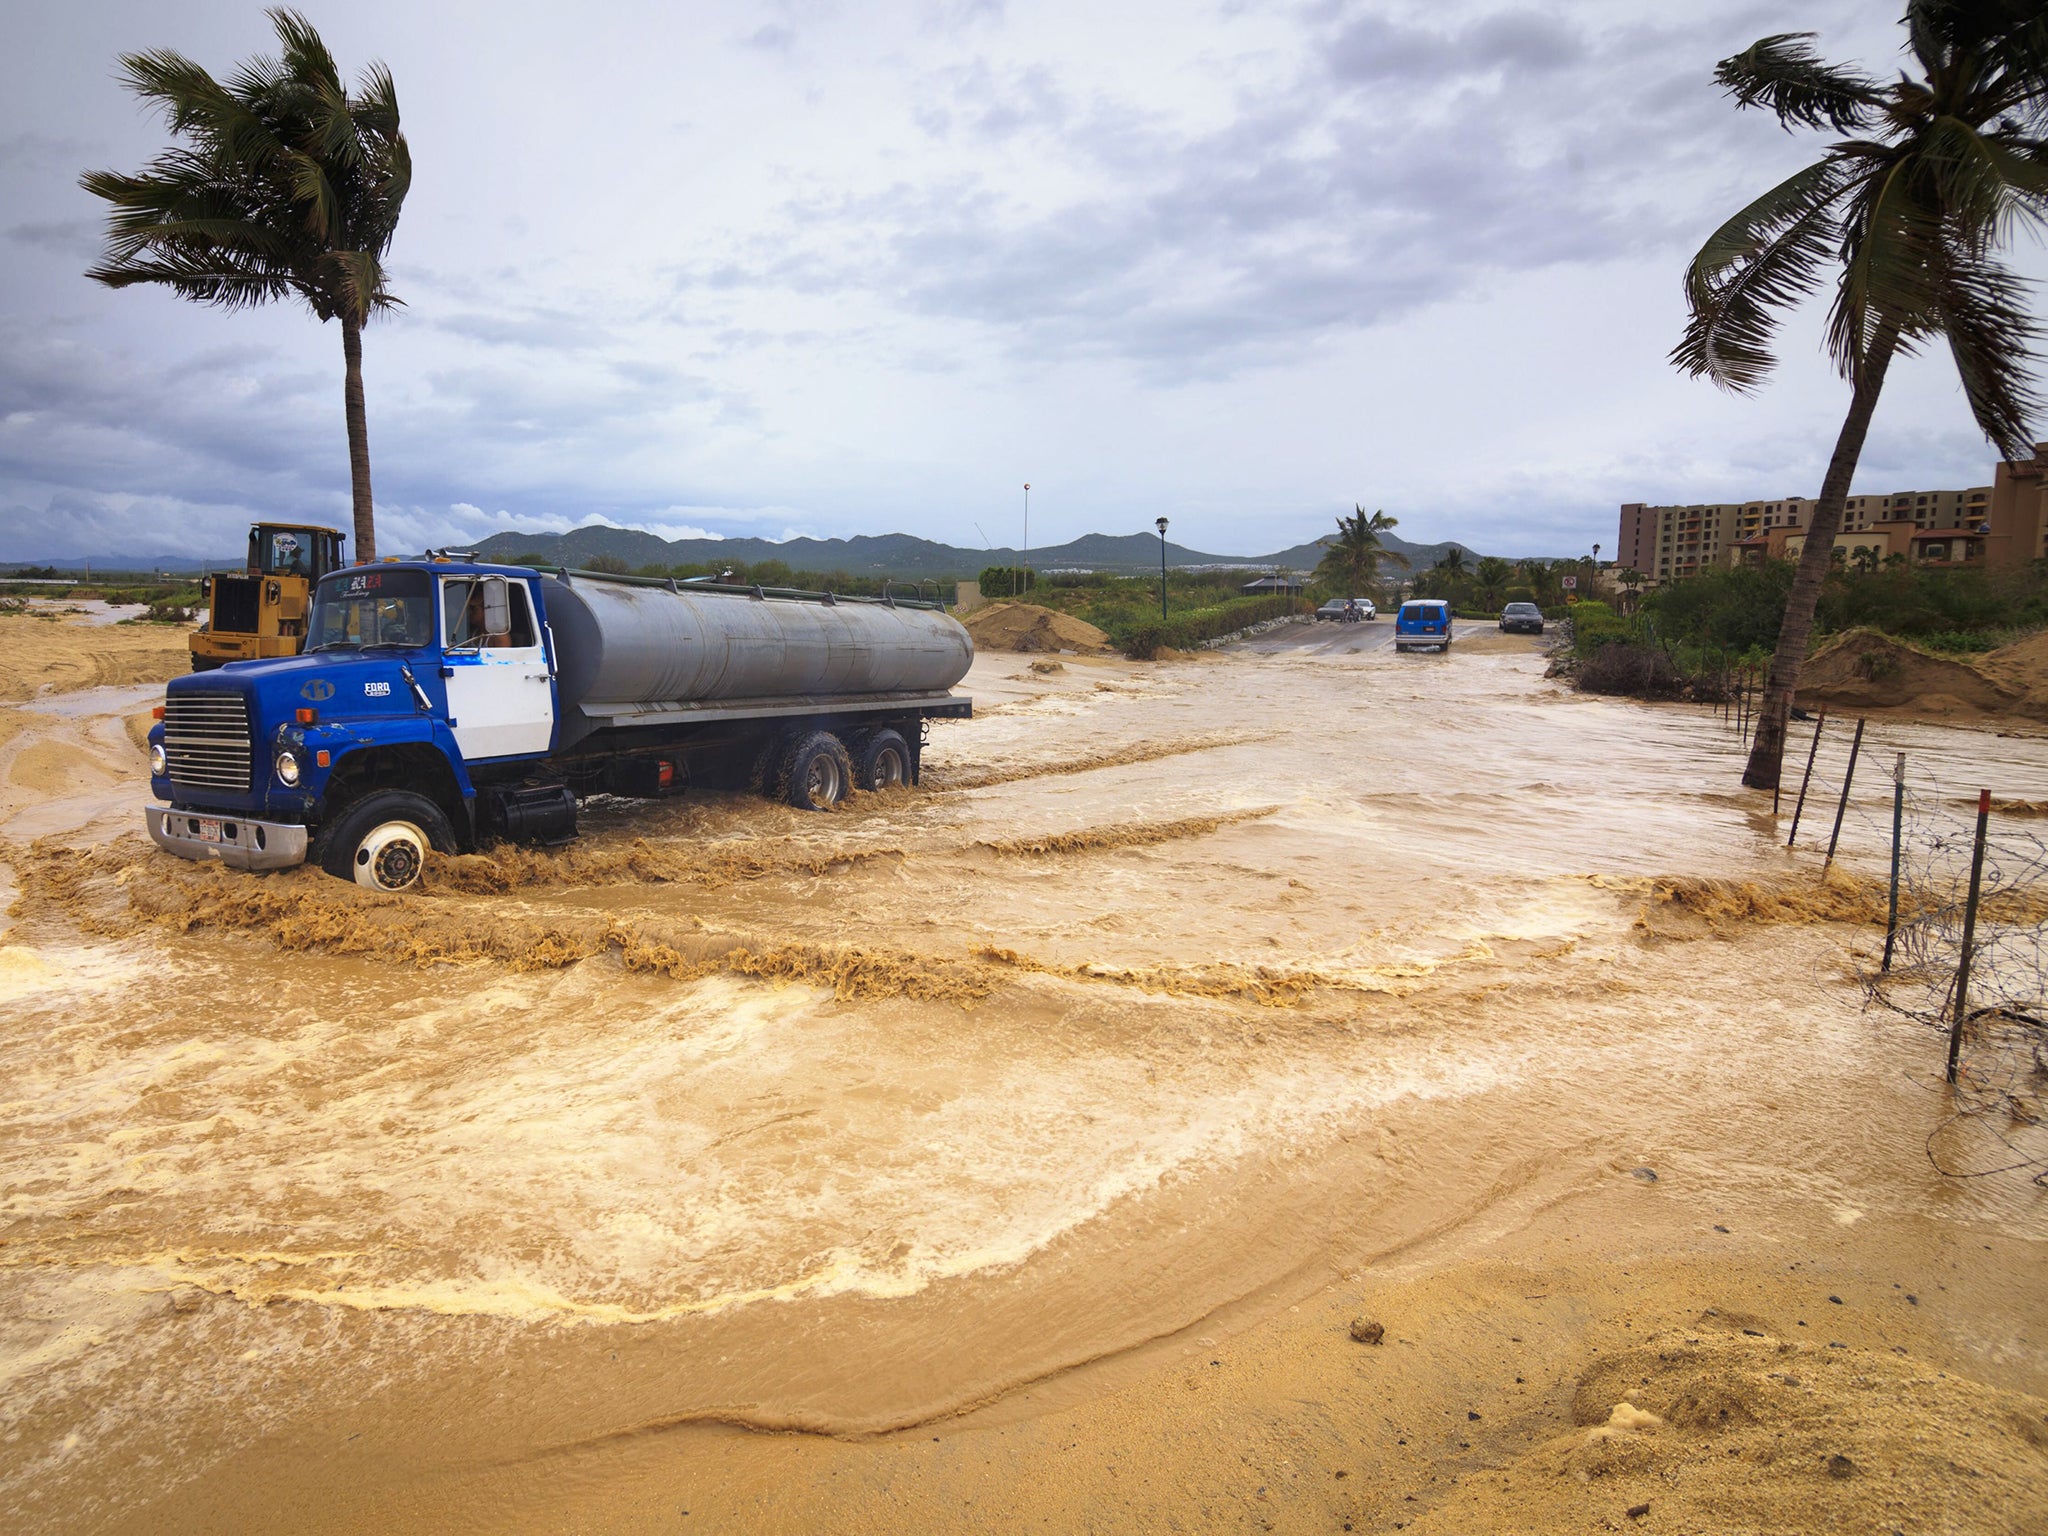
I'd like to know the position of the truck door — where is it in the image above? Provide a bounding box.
[441,576,555,759]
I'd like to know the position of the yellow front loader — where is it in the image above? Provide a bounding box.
[190,523,348,671]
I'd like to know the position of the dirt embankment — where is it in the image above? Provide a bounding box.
[961,601,1113,654]
[1796,628,2048,723]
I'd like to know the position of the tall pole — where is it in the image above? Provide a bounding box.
[1022,483,1030,600]
[1787,709,1827,847]
[1822,716,1866,870]
[1156,516,1169,620]
[1881,752,1906,973]
[1945,789,1992,1085]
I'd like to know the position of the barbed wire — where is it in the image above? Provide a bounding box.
[1719,706,2048,1184]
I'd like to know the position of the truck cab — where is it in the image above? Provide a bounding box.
[191,522,348,671]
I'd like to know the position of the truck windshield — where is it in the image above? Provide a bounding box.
[307,569,435,651]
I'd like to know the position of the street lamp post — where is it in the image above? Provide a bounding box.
[1156,516,1169,619]
[1022,483,1031,599]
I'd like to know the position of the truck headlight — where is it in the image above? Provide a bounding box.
[275,749,301,787]
[149,742,167,776]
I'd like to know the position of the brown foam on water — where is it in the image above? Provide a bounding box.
[8,838,996,1001]
[927,733,1264,792]
[974,807,1279,857]
[422,838,906,894]
[1624,870,1890,929]
[5,835,1509,1016]
[1964,796,2048,818]
[1609,870,2048,931]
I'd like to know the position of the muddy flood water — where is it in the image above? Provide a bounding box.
[2,615,2046,1533]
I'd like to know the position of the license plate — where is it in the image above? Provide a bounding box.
[197,818,225,844]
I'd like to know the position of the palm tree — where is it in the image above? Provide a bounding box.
[1518,558,1560,608]
[1473,555,1513,611]
[1674,1,2048,790]
[1616,567,1646,615]
[1313,506,1409,593]
[81,9,410,561]
[1434,545,1469,578]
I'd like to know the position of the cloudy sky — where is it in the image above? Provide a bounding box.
[3,0,2038,562]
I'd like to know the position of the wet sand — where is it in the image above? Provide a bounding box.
[1,614,2044,1533]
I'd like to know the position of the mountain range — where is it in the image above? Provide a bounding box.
[457,525,1485,578]
[4,526,1498,579]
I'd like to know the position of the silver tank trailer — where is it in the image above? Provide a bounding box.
[542,576,973,725]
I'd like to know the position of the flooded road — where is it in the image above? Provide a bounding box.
[2,619,2045,1531]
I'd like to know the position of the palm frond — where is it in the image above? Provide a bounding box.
[1932,237,2043,457]
[1828,149,1947,374]
[267,8,343,96]
[85,251,298,311]
[1911,0,2048,114]
[1674,160,1852,391]
[1716,33,1882,131]
[352,62,402,138]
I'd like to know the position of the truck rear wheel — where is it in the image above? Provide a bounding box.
[777,731,852,810]
[318,790,456,892]
[856,728,912,790]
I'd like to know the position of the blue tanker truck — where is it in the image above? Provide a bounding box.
[144,559,975,892]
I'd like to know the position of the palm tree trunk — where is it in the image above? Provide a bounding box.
[1741,328,1898,790]
[341,314,377,563]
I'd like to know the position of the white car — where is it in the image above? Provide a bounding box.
[1314,598,1377,622]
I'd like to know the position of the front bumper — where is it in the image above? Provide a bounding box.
[144,804,310,872]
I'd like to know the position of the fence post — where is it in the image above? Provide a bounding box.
[1787,709,1827,846]
[1881,752,1906,974]
[1945,789,1993,1085]
[1823,717,1866,870]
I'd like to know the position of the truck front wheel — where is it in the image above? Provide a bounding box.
[318,790,456,892]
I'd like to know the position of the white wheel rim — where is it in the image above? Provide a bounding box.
[354,819,429,891]
[872,746,907,788]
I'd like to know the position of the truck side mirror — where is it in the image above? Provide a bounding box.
[481,577,511,638]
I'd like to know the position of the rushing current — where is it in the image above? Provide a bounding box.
[1,619,2043,1531]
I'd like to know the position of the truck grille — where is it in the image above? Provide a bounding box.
[163,692,254,792]
[211,575,259,635]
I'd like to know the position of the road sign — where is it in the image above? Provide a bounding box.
[1562,575,1578,590]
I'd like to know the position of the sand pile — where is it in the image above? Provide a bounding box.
[0,611,190,701]
[1411,1323,2048,1535]
[1797,628,2046,722]
[961,601,1113,654]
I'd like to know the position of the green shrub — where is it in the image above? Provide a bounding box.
[1566,599,1628,655]
[979,565,1035,596]
[1119,596,1307,658]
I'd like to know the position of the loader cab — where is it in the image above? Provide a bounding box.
[249,524,345,581]
[192,522,350,670]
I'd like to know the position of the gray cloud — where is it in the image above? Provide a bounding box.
[1327,8,1583,82]
[0,0,2018,565]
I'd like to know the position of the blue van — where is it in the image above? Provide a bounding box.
[1394,599,1452,652]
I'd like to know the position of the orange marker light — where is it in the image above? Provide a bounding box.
[315,750,330,768]
[295,707,318,725]
[151,706,165,720]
